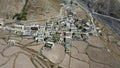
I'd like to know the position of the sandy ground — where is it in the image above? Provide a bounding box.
[15,53,35,68]
[41,44,65,64]
[0,34,120,68]
[87,36,105,48]
[70,58,89,68]
[60,54,70,68]
[27,44,44,52]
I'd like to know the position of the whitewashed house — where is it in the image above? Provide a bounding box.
[39,26,45,32]
[64,32,73,39]
[7,40,16,46]
[23,26,31,36]
[45,31,50,37]
[66,22,71,28]
[68,16,75,23]
[45,26,53,31]
[13,24,25,32]
[70,23,77,32]
[36,33,45,44]
[46,21,54,27]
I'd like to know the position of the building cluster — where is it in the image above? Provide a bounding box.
[0,16,102,52]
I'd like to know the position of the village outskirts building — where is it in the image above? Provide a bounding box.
[35,33,45,44]
[45,21,54,32]
[70,23,77,32]
[11,24,25,35]
[41,42,55,52]
[67,15,75,23]
[39,26,45,32]
[22,26,31,36]
[7,39,16,46]
[13,24,24,31]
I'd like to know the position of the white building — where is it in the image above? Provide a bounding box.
[45,31,50,37]
[53,25,59,31]
[46,21,54,27]
[36,33,45,44]
[39,26,45,32]
[60,21,66,26]
[70,23,77,32]
[7,40,16,46]
[66,22,71,28]
[23,26,31,36]
[13,24,24,31]
[68,16,75,23]
[45,26,53,31]
[23,30,31,36]
[65,32,73,39]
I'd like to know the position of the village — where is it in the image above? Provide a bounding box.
[0,0,120,68]
[0,13,102,53]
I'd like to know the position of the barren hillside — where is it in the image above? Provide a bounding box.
[81,0,120,19]
[0,0,61,20]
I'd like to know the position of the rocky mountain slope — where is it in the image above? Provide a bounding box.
[81,0,120,19]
